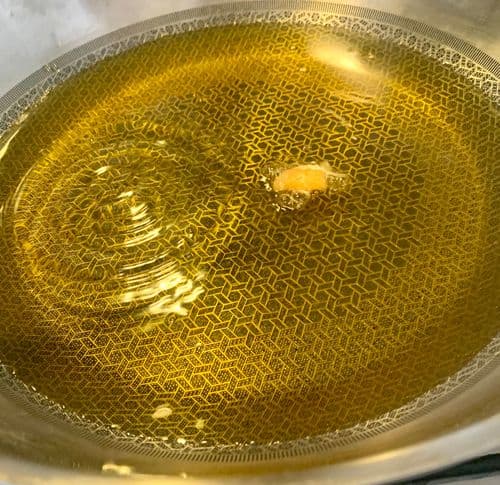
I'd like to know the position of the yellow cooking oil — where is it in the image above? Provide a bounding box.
[0,22,498,447]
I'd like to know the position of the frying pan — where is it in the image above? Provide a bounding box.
[0,1,498,483]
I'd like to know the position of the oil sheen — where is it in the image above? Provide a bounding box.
[0,22,498,447]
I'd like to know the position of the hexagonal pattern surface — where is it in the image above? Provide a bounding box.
[0,15,498,459]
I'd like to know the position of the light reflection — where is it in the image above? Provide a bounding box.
[309,37,386,102]
[195,418,206,430]
[151,403,173,419]
[120,257,205,321]
[6,132,206,327]
[102,462,134,476]
[0,127,21,161]
[310,39,373,76]
[95,164,110,176]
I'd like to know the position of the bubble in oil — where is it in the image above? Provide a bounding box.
[151,404,173,419]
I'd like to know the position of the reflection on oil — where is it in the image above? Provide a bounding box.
[311,39,372,75]
[102,462,134,476]
[152,404,173,420]
[310,37,385,102]
[4,136,205,328]
[0,127,21,161]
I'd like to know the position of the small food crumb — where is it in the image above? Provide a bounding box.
[272,164,329,193]
[177,437,187,445]
[152,404,173,419]
[195,418,205,430]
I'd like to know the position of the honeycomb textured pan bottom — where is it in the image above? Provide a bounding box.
[0,1,499,467]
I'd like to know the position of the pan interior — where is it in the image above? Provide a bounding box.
[0,13,498,461]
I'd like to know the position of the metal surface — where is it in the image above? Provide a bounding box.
[1,0,500,97]
[0,0,497,481]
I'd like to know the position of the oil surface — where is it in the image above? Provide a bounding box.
[0,22,499,447]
